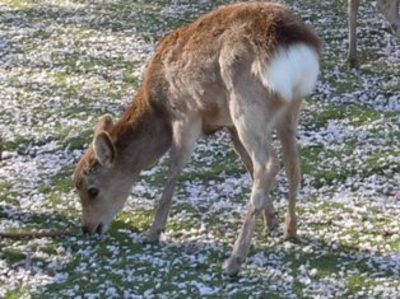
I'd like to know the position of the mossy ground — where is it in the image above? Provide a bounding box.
[1,0,399,298]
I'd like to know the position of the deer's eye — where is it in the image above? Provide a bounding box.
[87,187,99,198]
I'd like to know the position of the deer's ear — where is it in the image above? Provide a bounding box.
[95,114,114,135]
[93,131,116,167]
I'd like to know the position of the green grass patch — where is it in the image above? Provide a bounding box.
[115,209,154,233]
[49,165,74,193]
[309,253,340,276]
[308,104,384,128]
[1,249,27,264]
[300,145,354,187]
[0,181,19,204]
[366,150,400,176]
[4,287,29,299]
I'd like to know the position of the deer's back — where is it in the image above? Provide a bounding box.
[143,2,321,129]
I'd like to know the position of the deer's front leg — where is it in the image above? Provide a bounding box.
[144,117,201,243]
[143,168,180,243]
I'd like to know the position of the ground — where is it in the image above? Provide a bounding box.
[0,0,399,298]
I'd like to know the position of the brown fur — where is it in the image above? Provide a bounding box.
[74,2,321,275]
[154,3,321,58]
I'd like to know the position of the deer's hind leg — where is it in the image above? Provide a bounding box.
[224,88,282,276]
[277,100,302,240]
[228,127,278,233]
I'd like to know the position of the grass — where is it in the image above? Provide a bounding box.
[306,104,385,127]
[0,0,399,298]
[1,249,27,264]
[4,288,29,299]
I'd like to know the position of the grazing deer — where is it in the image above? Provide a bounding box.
[74,2,321,275]
[348,0,400,67]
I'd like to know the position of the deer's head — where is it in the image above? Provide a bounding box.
[74,114,133,234]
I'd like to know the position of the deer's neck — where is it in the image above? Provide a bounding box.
[111,92,172,176]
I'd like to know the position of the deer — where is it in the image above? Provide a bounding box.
[74,2,321,276]
[348,0,400,67]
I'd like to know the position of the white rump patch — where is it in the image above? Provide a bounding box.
[262,44,320,102]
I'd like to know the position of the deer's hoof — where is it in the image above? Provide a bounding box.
[284,215,298,241]
[348,57,359,69]
[283,227,302,243]
[284,234,302,244]
[223,255,242,277]
[142,229,161,244]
